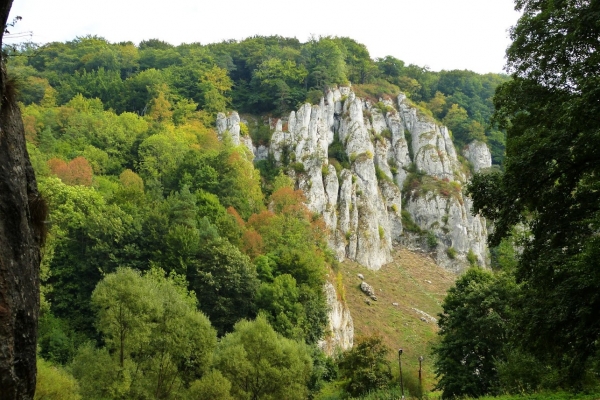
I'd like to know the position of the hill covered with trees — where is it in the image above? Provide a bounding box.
[4,33,516,399]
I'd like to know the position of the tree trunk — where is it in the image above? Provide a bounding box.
[0,0,44,398]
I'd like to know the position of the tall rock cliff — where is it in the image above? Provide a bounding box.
[217,87,491,273]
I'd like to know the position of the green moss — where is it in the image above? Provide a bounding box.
[373,101,395,115]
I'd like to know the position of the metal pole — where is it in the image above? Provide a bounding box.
[398,349,404,399]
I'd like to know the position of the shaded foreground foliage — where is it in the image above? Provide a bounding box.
[434,0,600,398]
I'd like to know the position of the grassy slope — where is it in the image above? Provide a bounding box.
[339,248,457,391]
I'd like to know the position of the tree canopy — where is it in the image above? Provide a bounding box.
[466,0,600,388]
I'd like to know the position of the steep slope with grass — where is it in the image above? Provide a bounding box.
[339,248,456,390]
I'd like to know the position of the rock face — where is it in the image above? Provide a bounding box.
[216,87,490,272]
[0,60,44,398]
[216,111,254,155]
[464,140,492,173]
[319,282,354,355]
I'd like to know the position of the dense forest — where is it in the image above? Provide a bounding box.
[2,32,512,399]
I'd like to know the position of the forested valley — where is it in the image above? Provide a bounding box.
[3,33,509,400]
[4,0,600,398]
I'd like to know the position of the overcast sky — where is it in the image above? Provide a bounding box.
[6,0,521,74]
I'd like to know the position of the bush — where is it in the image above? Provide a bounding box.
[379,225,385,240]
[426,231,438,249]
[401,210,422,234]
[447,247,457,259]
[375,166,393,184]
[467,249,478,266]
[291,162,306,174]
[328,136,350,168]
[239,121,249,136]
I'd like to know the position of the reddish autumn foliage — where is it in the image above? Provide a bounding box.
[242,229,264,259]
[47,158,68,177]
[270,187,306,214]
[48,156,93,186]
[247,210,276,232]
[227,206,246,229]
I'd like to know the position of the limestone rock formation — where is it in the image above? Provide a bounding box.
[319,282,354,355]
[215,111,254,154]
[216,86,491,272]
[464,140,492,172]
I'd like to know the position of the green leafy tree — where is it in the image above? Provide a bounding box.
[192,239,260,336]
[433,268,517,399]
[214,314,313,400]
[74,267,217,399]
[468,0,600,383]
[199,66,233,114]
[256,274,304,340]
[337,335,393,398]
[35,358,81,400]
[186,370,233,400]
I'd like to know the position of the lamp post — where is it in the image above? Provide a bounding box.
[398,349,405,399]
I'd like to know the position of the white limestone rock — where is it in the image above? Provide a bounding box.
[464,140,492,173]
[319,282,354,355]
[215,111,254,155]
[217,86,490,272]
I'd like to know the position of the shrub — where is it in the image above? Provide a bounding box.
[239,121,249,136]
[373,101,394,115]
[467,249,478,266]
[328,134,350,169]
[427,231,438,249]
[379,225,385,240]
[401,210,422,234]
[375,166,393,184]
[291,162,305,174]
[447,247,457,259]
[338,335,393,398]
[366,150,373,159]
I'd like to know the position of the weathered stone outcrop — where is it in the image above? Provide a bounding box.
[215,111,254,155]
[217,86,491,272]
[464,140,492,172]
[319,282,353,355]
[0,44,44,399]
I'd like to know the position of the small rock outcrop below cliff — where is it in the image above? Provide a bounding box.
[217,87,491,272]
[319,282,354,355]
